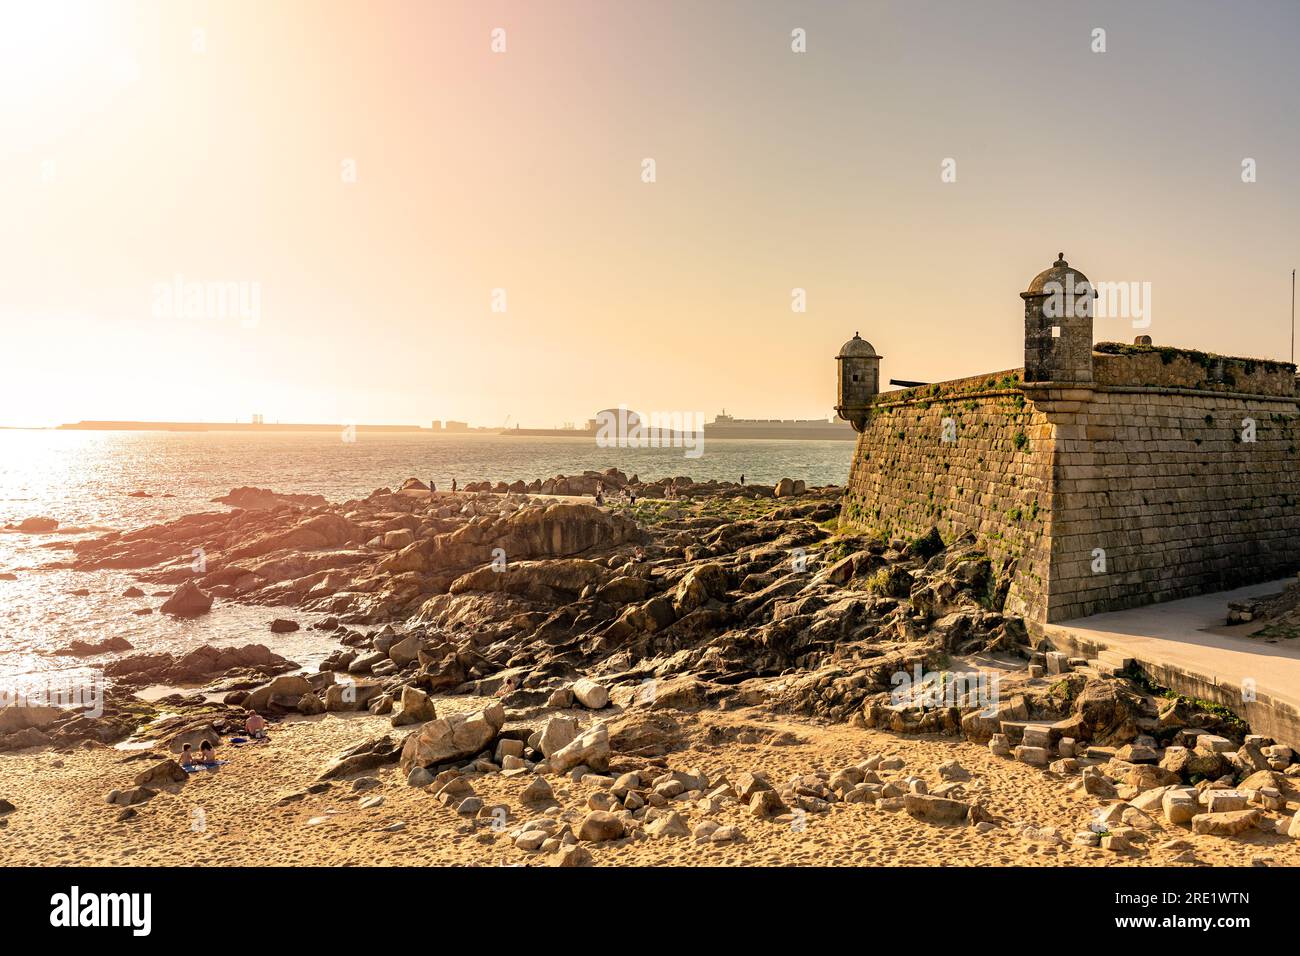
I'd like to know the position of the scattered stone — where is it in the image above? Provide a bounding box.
[904,793,970,823]
[1163,790,1198,825]
[522,777,555,804]
[1191,809,1260,836]
[1014,745,1050,766]
[645,812,690,838]
[549,845,594,867]
[749,790,787,819]
[576,810,625,842]
[571,678,609,710]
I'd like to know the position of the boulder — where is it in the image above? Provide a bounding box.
[571,678,609,710]
[1191,809,1260,836]
[1124,764,1180,791]
[904,793,971,823]
[538,715,579,757]
[645,812,690,838]
[1162,790,1198,825]
[606,712,682,758]
[749,790,787,818]
[546,687,574,709]
[133,759,188,788]
[324,681,384,712]
[391,686,436,727]
[0,704,63,735]
[735,772,774,802]
[160,581,213,617]
[398,703,506,772]
[672,563,728,615]
[1071,679,1142,746]
[383,529,415,550]
[110,786,158,807]
[1204,790,1248,813]
[549,723,610,773]
[269,618,300,633]
[1014,745,1050,766]
[243,674,313,713]
[522,777,556,804]
[388,634,422,668]
[1161,745,1232,781]
[576,810,625,842]
[550,845,594,867]
[450,558,607,601]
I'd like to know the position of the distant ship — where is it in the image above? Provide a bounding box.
[499,408,856,441]
[702,411,856,441]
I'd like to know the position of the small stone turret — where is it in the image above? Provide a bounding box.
[835,332,881,432]
[1022,253,1096,384]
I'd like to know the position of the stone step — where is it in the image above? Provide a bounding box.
[1096,649,1135,671]
[1000,720,1060,746]
[1045,650,1071,675]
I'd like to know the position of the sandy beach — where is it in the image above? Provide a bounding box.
[4,695,1297,868]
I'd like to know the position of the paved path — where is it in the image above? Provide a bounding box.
[1043,578,1300,748]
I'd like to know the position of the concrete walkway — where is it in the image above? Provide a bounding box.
[1043,579,1300,749]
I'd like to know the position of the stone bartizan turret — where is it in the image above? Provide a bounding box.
[1022,252,1096,384]
[835,332,881,432]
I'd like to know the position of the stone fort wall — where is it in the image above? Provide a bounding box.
[840,369,1056,621]
[841,348,1300,625]
[1038,382,1300,621]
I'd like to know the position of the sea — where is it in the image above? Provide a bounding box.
[0,429,854,698]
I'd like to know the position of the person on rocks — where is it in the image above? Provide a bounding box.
[198,740,219,766]
[594,487,604,507]
[740,474,745,486]
[451,478,457,494]
[429,480,436,495]
[179,743,195,768]
[245,710,268,740]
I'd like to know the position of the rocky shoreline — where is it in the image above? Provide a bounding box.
[1,471,1298,865]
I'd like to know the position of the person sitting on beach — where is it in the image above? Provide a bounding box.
[198,740,219,766]
[245,711,267,740]
[179,743,195,768]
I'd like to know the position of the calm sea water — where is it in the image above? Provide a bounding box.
[0,430,853,693]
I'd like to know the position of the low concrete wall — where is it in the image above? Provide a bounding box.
[1045,624,1300,751]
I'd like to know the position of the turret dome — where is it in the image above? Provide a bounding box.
[838,332,877,358]
[1026,253,1091,295]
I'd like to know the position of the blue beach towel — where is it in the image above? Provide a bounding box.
[182,761,227,773]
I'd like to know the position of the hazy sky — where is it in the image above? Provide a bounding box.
[2,0,1298,428]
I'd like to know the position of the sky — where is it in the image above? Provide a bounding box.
[1,0,1298,428]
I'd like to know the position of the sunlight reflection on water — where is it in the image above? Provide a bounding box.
[0,429,852,690]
